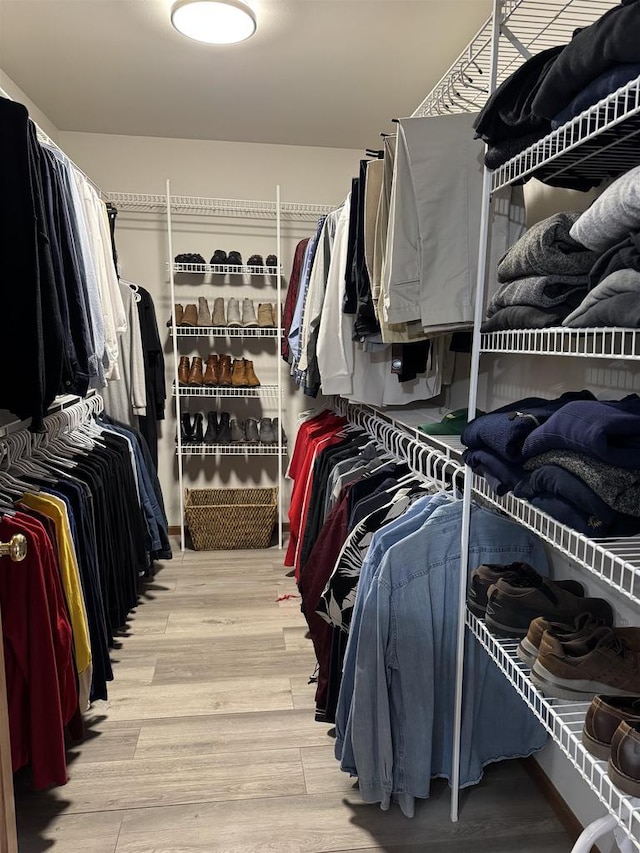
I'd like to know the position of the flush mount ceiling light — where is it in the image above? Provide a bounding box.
[171,0,257,44]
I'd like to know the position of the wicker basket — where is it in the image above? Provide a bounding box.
[184,487,278,550]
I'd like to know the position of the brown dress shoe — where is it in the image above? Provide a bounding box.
[178,356,190,386]
[231,359,247,387]
[182,304,198,326]
[244,359,260,387]
[609,720,640,797]
[583,695,640,760]
[188,356,204,386]
[218,355,233,387]
[168,304,184,327]
[203,354,219,386]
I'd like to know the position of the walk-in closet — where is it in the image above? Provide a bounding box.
[2,1,640,851]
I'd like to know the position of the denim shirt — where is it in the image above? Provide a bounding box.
[340,500,548,814]
[336,491,451,772]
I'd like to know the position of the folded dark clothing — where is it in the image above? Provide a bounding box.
[551,63,640,129]
[523,449,640,516]
[462,391,596,463]
[484,130,548,171]
[487,275,588,317]
[532,1,640,120]
[474,45,563,145]
[513,464,640,534]
[463,448,525,496]
[481,304,570,332]
[513,490,640,538]
[563,270,640,328]
[497,213,597,283]
[522,394,640,468]
[588,232,640,289]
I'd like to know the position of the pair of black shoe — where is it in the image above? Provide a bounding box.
[210,249,243,267]
[175,253,206,265]
[181,412,231,445]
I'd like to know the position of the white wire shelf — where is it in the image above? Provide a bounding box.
[481,327,640,359]
[170,326,279,338]
[472,474,640,607]
[468,611,640,850]
[108,192,334,220]
[491,74,640,191]
[413,1,613,118]
[173,384,280,398]
[177,443,285,456]
[172,262,281,276]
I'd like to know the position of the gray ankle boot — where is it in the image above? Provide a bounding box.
[230,419,245,443]
[227,298,241,328]
[212,297,226,326]
[258,417,275,444]
[244,418,260,444]
[272,417,286,444]
[197,296,211,327]
[241,298,259,328]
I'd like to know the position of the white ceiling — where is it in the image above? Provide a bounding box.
[0,0,492,150]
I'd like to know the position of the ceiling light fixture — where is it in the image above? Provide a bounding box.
[171,0,257,44]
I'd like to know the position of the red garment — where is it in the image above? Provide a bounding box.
[0,514,74,788]
[298,490,351,712]
[285,412,345,569]
[281,238,310,362]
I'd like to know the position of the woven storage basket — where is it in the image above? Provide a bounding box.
[184,487,278,550]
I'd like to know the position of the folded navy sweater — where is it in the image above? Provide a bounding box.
[522,395,640,467]
[461,391,595,463]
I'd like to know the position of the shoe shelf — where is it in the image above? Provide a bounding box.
[170,326,280,338]
[412,0,613,119]
[481,328,640,360]
[177,443,285,456]
[108,192,334,220]
[491,75,640,192]
[471,474,640,608]
[467,611,640,850]
[171,262,281,276]
[173,384,280,398]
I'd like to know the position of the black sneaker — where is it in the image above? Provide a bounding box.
[467,562,584,618]
[486,574,614,639]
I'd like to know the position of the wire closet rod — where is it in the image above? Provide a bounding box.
[0,85,107,200]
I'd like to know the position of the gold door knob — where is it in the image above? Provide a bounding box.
[0,534,27,562]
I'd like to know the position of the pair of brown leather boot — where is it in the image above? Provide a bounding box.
[178,356,207,386]
[231,358,260,387]
[204,354,232,387]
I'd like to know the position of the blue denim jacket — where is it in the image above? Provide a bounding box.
[338,500,548,813]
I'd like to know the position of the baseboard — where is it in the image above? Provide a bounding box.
[520,757,600,853]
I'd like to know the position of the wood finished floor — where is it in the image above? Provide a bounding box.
[14,544,575,852]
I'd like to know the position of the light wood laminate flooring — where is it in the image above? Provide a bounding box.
[15,544,575,852]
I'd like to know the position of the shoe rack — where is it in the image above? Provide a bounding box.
[332,0,640,848]
[107,184,333,552]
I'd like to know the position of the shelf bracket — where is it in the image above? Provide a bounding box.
[500,24,532,60]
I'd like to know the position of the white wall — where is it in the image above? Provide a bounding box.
[60,131,362,529]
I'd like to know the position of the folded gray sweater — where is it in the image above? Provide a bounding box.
[498,212,597,283]
[487,274,588,317]
[563,268,640,327]
[524,449,640,516]
[570,163,640,253]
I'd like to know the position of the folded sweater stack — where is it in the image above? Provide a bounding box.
[481,213,597,332]
[462,392,640,537]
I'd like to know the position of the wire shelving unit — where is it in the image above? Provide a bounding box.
[481,327,640,359]
[171,262,281,276]
[177,443,285,456]
[468,613,640,851]
[170,327,280,338]
[173,384,280,398]
[108,192,333,220]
